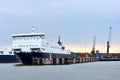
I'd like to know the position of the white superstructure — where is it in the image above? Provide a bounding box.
[0,47,13,55]
[12,32,70,54]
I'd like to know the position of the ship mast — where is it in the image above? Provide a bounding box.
[58,36,62,46]
[91,36,96,57]
[32,26,35,33]
[106,26,112,57]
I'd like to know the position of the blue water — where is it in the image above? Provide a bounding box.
[0,62,120,80]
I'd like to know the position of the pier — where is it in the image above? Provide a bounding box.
[32,57,98,65]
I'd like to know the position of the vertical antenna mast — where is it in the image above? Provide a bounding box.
[109,26,112,43]
[32,26,35,33]
[107,26,112,57]
[58,36,62,46]
[91,36,96,54]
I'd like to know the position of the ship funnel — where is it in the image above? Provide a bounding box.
[58,36,62,46]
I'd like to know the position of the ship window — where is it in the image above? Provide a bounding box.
[14,38,16,40]
[13,49,21,51]
[42,37,44,39]
[9,51,12,54]
[0,51,3,54]
[41,48,45,51]
[30,48,41,52]
[29,45,31,47]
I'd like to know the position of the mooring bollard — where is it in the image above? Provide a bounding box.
[53,58,56,65]
[56,58,59,64]
[32,57,39,65]
[39,58,43,65]
[79,58,82,63]
[64,58,68,64]
[59,58,62,64]
[62,58,65,64]
[73,58,76,64]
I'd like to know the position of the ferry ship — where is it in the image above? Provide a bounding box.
[12,27,72,65]
[0,47,18,63]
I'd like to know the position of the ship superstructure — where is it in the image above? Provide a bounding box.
[0,47,13,55]
[0,47,18,63]
[12,33,70,54]
[12,28,71,65]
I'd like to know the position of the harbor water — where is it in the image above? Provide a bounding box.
[0,61,120,80]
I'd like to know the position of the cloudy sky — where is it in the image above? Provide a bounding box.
[0,0,120,52]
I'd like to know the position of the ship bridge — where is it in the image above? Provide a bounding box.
[12,33,45,52]
[12,33,45,37]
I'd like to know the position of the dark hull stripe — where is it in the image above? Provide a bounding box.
[0,55,18,63]
[15,52,72,65]
[99,58,120,61]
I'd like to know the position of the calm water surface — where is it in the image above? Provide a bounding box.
[0,61,120,80]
